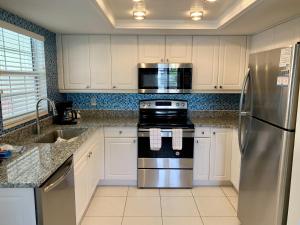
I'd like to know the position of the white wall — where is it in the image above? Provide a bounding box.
[250,17,300,53]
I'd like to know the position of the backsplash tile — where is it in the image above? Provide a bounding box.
[66,93,240,111]
[0,8,65,135]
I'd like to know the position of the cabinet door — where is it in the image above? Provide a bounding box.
[194,138,210,181]
[192,36,219,90]
[165,36,192,63]
[62,35,91,89]
[89,35,111,89]
[105,137,137,180]
[231,129,241,190]
[111,36,138,89]
[138,36,165,63]
[74,153,89,224]
[210,129,232,181]
[0,189,36,225]
[218,36,247,90]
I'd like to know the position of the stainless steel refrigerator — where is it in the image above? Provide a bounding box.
[238,43,300,225]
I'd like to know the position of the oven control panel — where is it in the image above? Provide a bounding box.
[140,100,187,109]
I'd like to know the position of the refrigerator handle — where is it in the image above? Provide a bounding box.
[238,68,250,155]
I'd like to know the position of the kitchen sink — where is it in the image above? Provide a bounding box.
[35,128,87,143]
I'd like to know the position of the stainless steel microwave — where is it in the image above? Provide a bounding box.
[138,63,192,93]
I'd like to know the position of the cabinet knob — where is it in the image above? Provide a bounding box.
[213,132,216,135]
[196,140,199,144]
[202,132,204,135]
[166,59,169,63]
[119,130,123,134]
[86,85,90,88]
[133,140,136,143]
[219,86,223,89]
[113,86,116,89]
[160,58,164,63]
[214,86,217,89]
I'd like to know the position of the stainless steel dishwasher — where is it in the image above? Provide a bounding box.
[35,156,76,225]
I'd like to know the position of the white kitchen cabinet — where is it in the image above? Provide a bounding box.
[111,36,138,89]
[105,137,137,181]
[0,189,36,225]
[89,35,111,89]
[218,36,247,90]
[192,36,219,90]
[231,129,241,190]
[62,35,91,89]
[138,36,165,63]
[194,138,211,181]
[74,129,104,224]
[210,128,232,181]
[74,151,89,223]
[165,36,192,63]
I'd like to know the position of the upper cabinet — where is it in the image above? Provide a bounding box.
[192,36,247,91]
[138,36,165,63]
[57,35,247,92]
[218,36,247,90]
[192,36,219,90]
[89,35,111,89]
[111,36,138,90]
[165,36,192,63]
[62,35,91,89]
[61,35,111,90]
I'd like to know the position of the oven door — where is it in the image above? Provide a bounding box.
[137,129,194,168]
[138,63,192,93]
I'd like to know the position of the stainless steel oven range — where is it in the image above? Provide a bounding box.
[137,100,194,188]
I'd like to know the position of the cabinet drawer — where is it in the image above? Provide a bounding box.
[195,128,211,137]
[104,127,137,138]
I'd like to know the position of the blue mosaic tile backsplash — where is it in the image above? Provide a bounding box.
[66,93,240,111]
[0,9,65,135]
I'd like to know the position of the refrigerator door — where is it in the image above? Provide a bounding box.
[249,44,300,130]
[238,118,295,225]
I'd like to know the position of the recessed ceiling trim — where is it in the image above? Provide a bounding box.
[94,0,261,30]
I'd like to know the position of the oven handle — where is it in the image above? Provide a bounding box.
[138,129,194,138]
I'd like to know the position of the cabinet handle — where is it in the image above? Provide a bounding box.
[196,140,199,144]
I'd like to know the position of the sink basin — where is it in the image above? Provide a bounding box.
[35,128,87,143]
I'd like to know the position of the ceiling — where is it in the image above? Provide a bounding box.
[0,0,300,35]
[105,0,237,21]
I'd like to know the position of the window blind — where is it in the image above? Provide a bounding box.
[0,27,48,129]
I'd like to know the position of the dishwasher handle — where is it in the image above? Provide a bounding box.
[43,158,73,193]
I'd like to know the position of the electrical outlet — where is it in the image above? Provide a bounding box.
[90,97,97,106]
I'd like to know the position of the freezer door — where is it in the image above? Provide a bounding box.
[238,118,294,225]
[249,44,300,130]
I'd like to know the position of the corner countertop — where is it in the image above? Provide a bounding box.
[0,110,238,188]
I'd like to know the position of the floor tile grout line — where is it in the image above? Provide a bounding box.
[121,186,129,225]
[192,194,205,224]
[220,187,238,213]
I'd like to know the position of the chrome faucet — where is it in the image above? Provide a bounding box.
[36,97,58,135]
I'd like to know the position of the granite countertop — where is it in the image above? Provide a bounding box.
[0,110,238,188]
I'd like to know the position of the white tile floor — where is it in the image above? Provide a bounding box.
[81,186,240,225]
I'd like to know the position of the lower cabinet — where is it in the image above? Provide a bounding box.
[104,137,137,181]
[193,137,210,181]
[231,129,241,190]
[210,128,232,181]
[193,128,233,183]
[74,129,104,224]
[0,188,36,225]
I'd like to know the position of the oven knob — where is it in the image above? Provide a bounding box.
[147,104,151,107]
[142,103,145,107]
[176,103,179,107]
[175,151,180,156]
[182,103,185,107]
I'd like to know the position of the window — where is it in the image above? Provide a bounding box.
[0,26,47,129]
